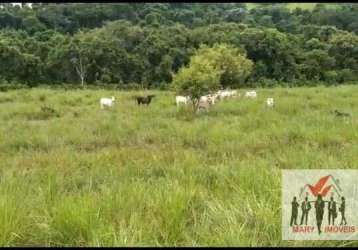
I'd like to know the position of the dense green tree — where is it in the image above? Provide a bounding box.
[195,43,253,88]
[172,43,253,110]
[238,27,300,81]
[328,32,358,70]
[172,55,221,111]
[0,3,357,87]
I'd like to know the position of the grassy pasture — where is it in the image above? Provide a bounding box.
[0,85,357,246]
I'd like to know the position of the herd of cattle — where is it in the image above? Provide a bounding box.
[176,89,263,112]
[99,89,275,111]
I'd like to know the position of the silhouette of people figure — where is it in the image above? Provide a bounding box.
[300,196,311,225]
[314,194,325,234]
[339,196,347,225]
[290,196,299,226]
[328,196,337,225]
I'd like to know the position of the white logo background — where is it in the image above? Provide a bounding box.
[282,169,358,240]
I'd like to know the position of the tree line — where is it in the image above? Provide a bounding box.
[0,3,357,88]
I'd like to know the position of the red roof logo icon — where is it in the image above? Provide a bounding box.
[300,175,342,197]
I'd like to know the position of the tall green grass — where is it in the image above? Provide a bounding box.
[0,85,357,246]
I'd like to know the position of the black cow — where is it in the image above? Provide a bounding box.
[135,95,156,106]
[334,110,351,117]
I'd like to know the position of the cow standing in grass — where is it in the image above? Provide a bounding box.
[135,95,156,106]
[196,95,214,113]
[176,95,190,107]
[100,96,115,109]
[245,90,257,98]
[266,98,274,107]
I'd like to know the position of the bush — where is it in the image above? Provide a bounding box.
[20,106,60,121]
[119,83,143,90]
[154,82,169,90]
[337,69,355,83]
[323,70,339,84]
[172,43,254,111]
[39,95,47,102]
[31,106,61,120]
[0,83,29,92]
[256,78,279,88]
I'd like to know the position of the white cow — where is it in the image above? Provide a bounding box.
[196,94,217,112]
[245,90,257,98]
[199,95,216,105]
[176,96,190,107]
[217,89,238,100]
[231,90,239,97]
[266,98,274,107]
[197,97,211,113]
[100,96,115,109]
[204,93,219,105]
[210,93,220,104]
[217,90,231,100]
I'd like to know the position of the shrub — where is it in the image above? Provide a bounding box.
[0,83,29,92]
[172,43,254,111]
[39,95,47,102]
[337,69,355,83]
[26,106,61,120]
[257,78,279,88]
[323,70,339,84]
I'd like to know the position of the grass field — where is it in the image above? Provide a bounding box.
[0,85,357,246]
